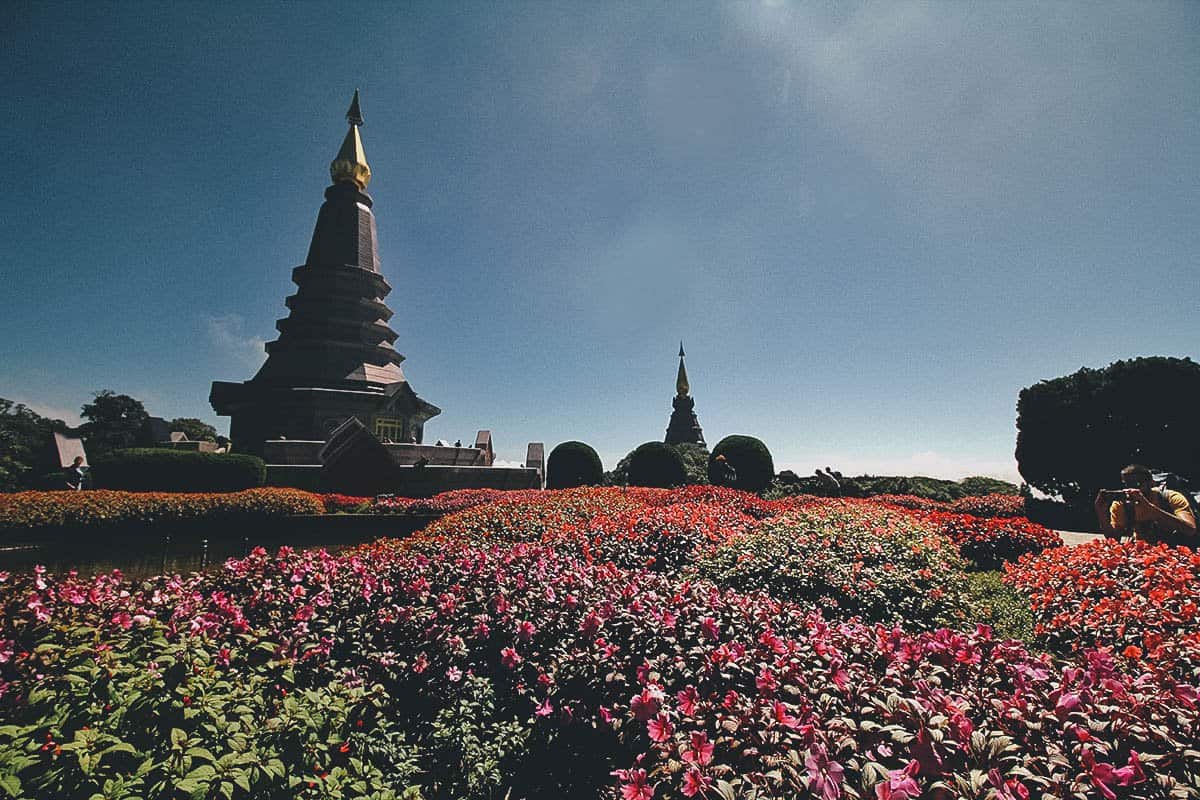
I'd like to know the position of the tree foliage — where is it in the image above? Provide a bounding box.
[79,390,150,457]
[0,399,66,492]
[672,443,710,485]
[1016,356,1200,501]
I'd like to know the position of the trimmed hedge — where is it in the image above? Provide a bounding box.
[0,488,324,532]
[91,448,266,492]
[546,441,603,489]
[626,441,687,488]
[707,435,774,493]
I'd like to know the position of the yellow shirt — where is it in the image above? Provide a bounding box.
[1110,488,1194,543]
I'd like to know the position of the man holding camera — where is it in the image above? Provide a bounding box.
[1094,464,1196,545]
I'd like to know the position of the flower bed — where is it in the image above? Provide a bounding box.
[1005,538,1200,678]
[320,493,373,513]
[0,488,1196,799]
[694,502,976,630]
[0,488,327,532]
[928,511,1062,567]
[948,493,1028,519]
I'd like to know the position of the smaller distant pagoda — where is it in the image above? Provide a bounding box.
[664,342,705,446]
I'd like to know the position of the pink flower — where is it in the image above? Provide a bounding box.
[517,620,536,641]
[773,700,801,729]
[1081,749,1146,800]
[681,770,712,797]
[700,617,720,640]
[876,761,920,800]
[805,743,845,800]
[581,611,603,636]
[446,666,463,682]
[987,769,1030,800]
[111,611,133,630]
[756,667,778,694]
[501,647,522,669]
[647,714,674,743]
[612,768,654,800]
[535,698,554,717]
[630,687,663,721]
[682,732,714,766]
[677,686,700,716]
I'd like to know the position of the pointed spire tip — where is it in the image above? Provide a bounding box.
[346,88,364,126]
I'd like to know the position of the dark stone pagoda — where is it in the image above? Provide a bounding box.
[664,343,705,446]
[210,91,440,457]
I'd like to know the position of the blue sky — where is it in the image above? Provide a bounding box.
[2,2,1197,481]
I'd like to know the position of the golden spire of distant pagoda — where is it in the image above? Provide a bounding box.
[676,341,690,397]
[330,89,371,190]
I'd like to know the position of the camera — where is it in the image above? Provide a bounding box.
[1099,488,1140,500]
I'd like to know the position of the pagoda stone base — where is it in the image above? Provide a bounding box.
[210,381,435,459]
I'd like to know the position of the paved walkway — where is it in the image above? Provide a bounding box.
[1056,530,1102,546]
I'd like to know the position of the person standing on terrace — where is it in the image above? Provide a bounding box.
[1094,464,1196,545]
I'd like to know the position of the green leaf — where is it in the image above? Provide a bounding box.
[0,774,22,798]
[233,772,252,793]
[185,764,216,781]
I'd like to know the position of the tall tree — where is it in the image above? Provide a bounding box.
[1015,357,1200,502]
[0,399,65,491]
[79,390,150,456]
[167,418,218,442]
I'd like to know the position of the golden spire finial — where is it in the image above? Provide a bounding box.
[330,89,371,189]
[676,341,690,397]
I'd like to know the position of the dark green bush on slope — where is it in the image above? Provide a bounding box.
[625,441,687,488]
[707,435,774,493]
[546,441,603,489]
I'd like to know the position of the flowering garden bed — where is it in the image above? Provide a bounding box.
[0,488,1195,799]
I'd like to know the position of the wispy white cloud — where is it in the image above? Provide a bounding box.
[204,314,266,370]
[723,2,1192,217]
[7,398,83,426]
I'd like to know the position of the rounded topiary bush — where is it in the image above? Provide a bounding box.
[707,435,774,493]
[546,441,604,489]
[626,442,687,488]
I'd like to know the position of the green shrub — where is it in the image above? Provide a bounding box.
[91,448,265,492]
[546,442,603,489]
[693,505,975,630]
[964,570,1034,642]
[672,443,710,485]
[959,475,1020,496]
[0,619,421,800]
[707,435,774,493]
[625,441,687,488]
